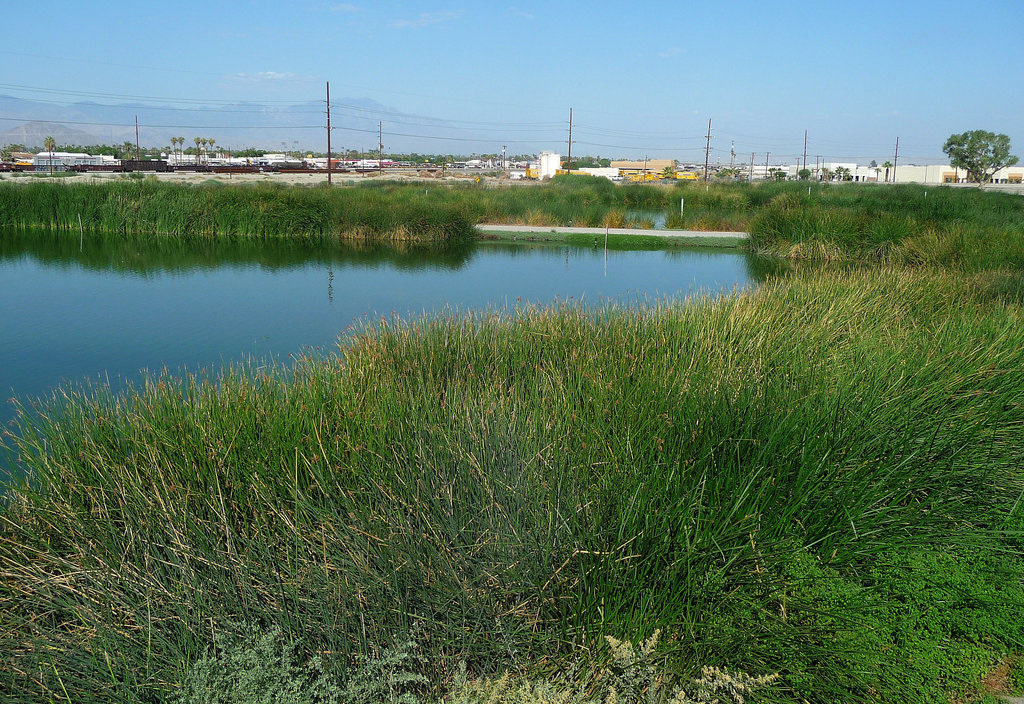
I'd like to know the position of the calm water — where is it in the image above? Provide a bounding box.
[1,230,772,475]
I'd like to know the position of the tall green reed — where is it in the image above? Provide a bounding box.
[2,268,1022,701]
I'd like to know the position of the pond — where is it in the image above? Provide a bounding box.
[0,230,775,477]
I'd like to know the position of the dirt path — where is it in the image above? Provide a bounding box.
[476,224,748,239]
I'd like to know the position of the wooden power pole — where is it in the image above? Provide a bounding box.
[892,137,899,183]
[326,82,332,185]
[802,130,808,176]
[566,107,573,173]
[703,118,712,182]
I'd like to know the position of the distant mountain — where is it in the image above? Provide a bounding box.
[0,94,414,152]
[0,121,106,149]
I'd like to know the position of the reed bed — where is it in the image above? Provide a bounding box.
[3,268,1023,702]
[743,185,1024,268]
[0,181,477,244]
[4,178,1023,267]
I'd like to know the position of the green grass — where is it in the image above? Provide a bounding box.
[0,181,477,244]
[743,184,1024,268]
[4,177,1023,264]
[3,267,1023,702]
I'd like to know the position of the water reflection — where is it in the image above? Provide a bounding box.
[0,230,476,275]
[1,228,775,479]
[0,229,785,284]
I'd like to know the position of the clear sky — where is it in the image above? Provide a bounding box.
[3,0,1022,163]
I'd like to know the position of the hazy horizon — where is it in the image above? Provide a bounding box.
[2,1,1021,164]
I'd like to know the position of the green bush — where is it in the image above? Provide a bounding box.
[174,625,340,704]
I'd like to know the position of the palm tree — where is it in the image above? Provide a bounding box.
[882,160,893,183]
[200,138,208,164]
[194,137,201,165]
[208,138,216,161]
[43,136,56,176]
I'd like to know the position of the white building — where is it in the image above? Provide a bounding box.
[254,153,304,168]
[893,164,1022,185]
[33,151,119,171]
[785,161,1023,185]
[577,167,620,180]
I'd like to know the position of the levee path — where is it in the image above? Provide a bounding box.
[476,224,748,247]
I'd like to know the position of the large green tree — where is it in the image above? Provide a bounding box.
[942,130,1018,184]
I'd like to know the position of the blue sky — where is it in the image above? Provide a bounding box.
[3,0,1022,163]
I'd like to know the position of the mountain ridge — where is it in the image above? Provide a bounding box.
[0,94,416,151]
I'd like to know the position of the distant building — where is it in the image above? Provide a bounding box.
[537,151,562,179]
[166,152,205,167]
[577,167,620,180]
[892,164,1022,185]
[32,151,119,171]
[784,162,1024,185]
[611,159,675,176]
[9,151,35,166]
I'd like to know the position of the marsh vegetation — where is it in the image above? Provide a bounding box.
[2,179,1023,702]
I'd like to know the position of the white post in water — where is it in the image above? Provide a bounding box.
[78,213,84,251]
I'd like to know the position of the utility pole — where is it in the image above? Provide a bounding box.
[135,115,140,164]
[748,152,755,181]
[730,140,736,169]
[502,144,506,172]
[703,118,712,182]
[765,152,770,179]
[326,82,332,185]
[892,137,899,184]
[566,108,573,173]
[378,121,384,174]
[802,130,808,176]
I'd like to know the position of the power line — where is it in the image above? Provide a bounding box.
[0,111,952,161]
[0,83,306,105]
[0,116,325,130]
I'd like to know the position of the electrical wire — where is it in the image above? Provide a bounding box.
[0,83,951,160]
